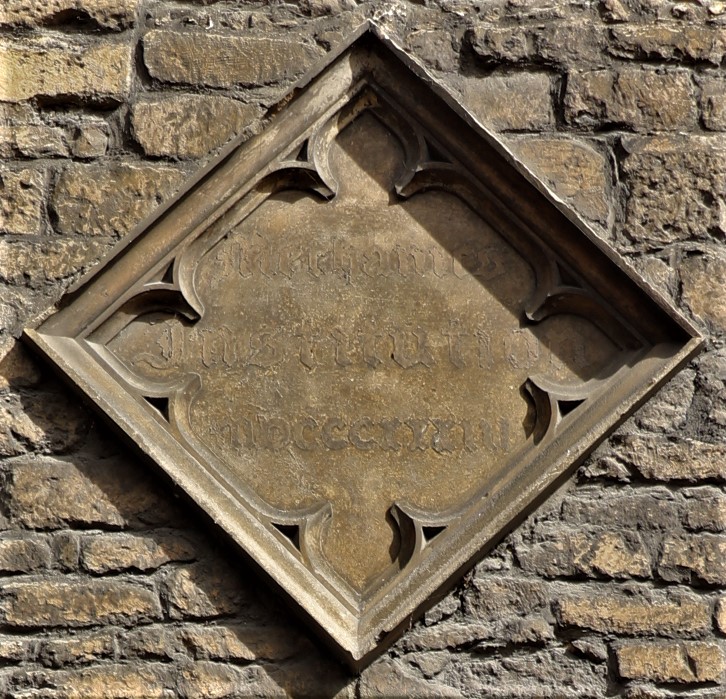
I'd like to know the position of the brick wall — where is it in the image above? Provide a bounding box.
[0,1,724,696]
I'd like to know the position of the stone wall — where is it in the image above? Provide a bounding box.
[0,0,724,696]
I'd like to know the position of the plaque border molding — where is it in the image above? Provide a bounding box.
[24,22,704,669]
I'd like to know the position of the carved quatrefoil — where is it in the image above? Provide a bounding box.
[25,24,702,668]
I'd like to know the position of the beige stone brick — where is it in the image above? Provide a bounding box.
[716,598,726,634]
[659,533,726,585]
[680,250,726,335]
[455,73,554,131]
[39,630,117,667]
[683,489,726,532]
[616,642,725,683]
[143,31,323,88]
[132,94,258,159]
[565,69,696,131]
[0,38,132,103]
[13,125,68,157]
[80,532,196,574]
[0,168,45,235]
[616,435,726,482]
[701,77,726,130]
[555,594,710,635]
[0,538,51,573]
[511,137,609,224]
[52,162,185,238]
[610,25,726,65]
[0,579,161,627]
[0,0,138,30]
[34,664,171,699]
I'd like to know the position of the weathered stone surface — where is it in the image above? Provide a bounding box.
[132,95,257,159]
[0,579,161,628]
[51,531,80,571]
[634,369,695,432]
[565,69,696,131]
[143,31,323,88]
[454,73,554,131]
[511,137,609,223]
[716,598,726,634]
[683,488,726,532]
[0,238,107,286]
[680,250,726,335]
[0,38,132,103]
[30,663,172,698]
[0,169,45,235]
[620,135,726,247]
[0,386,90,456]
[80,531,197,574]
[518,527,651,579]
[659,533,726,585]
[39,630,117,667]
[700,77,726,131]
[71,123,109,159]
[610,25,726,65]
[405,28,459,72]
[616,642,725,683]
[13,126,67,157]
[0,537,51,573]
[163,561,248,619]
[52,162,185,238]
[615,435,726,482]
[0,344,42,391]
[562,490,680,531]
[0,0,139,30]
[2,451,186,529]
[360,658,462,698]
[555,593,711,635]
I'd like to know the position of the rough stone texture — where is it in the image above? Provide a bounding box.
[0,579,161,628]
[454,73,554,131]
[144,31,323,88]
[0,168,45,235]
[52,162,186,238]
[620,135,726,249]
[0,2,724,697]
[510,137,610,224]
[0,38,132,103]
[0,0,138,30]
[132,95,258,159]
[565,69,696,131]
[616,642,725,683]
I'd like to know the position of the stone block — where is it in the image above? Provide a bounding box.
[360,658,461,698]
[2,452,186,530]
[0,579,161,628]
[616,642,725,683]
[555,593,710,635]
[0,537,51,573]
[13,126,68,157]
[683,488,726,532]
[565,69,696,131]
[455,73,554,131]
[39,630,117,667]
[716,598,726,634]
[163,561,249,619]
[52,162,186,238]
[0,238,108,287]
[634,368,695,432]
[620,135,726,248]
[71,123,109,159]
[80,531,197,574]
[615,435,726,482]
[680,250,726,335]
[561,491,680,531]
[0,169,45,235]
[132,95,257,159]
[143,31,323,88]
[0,38,132,103]
[700,77,726,130]
[0,0,139,30]
[610,25,726,65]
[511,137,609,224]
[659,533,726,585]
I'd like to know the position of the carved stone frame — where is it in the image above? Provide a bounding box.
[24,23,703,668]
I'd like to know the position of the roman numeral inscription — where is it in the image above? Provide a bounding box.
[105,109,621,594]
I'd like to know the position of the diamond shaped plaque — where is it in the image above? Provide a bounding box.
[25,24,702,668]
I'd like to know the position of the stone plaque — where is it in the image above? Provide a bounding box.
[25,24,702,667]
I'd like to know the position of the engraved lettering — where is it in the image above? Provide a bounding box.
[406,419,430,451]
[330,328,353,367]
[293,417,318,450]
[349,418,376,450]
[379,418,402,451]
[390,328,434,369]
[200,326,236,368]
[296,331,317,370]
[259,416,290,450]
[247,332,279,368]
[322,417,348,450]
[443,323,467,369]
[431,419,459,454]
[360,332,385,368]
